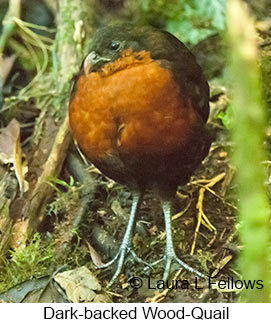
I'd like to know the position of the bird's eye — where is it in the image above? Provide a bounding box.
[110,40,121,51]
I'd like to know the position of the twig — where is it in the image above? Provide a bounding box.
[146,268,184,303]
[190,172,226,255]
[26,114,71,237]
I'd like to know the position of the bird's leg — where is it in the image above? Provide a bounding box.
[100,191,147,288]
[161,200,206,281]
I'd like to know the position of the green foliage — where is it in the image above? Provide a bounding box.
[133,0,226,45]
[227,0,271,302]
[46,176,79,217]
[0,233,55,292]
[217,106,234,129]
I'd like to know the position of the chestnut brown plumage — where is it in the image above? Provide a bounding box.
[69,23,211,287]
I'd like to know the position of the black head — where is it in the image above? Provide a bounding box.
[83,23,170,73]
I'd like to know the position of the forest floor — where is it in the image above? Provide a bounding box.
[0,15,270,303]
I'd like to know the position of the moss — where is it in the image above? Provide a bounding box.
[0,233,56,293]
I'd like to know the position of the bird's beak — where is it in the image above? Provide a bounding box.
[83,51,111,74]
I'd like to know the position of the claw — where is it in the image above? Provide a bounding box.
[162,252,206,281]
[101,246,151,288]
[99,192,145,288]
[143,200,206,281]
[100,194,206,289]
[144,253,205,280]
[161,200,206,281]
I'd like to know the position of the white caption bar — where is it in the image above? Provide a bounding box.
[1,303,270,322]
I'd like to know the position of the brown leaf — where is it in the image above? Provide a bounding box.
[0,119,25,193]
[148,225,158,236]
[86,240,103,267]
[54,267,102,303]
[1,55,16,85]
[10,219,29,250]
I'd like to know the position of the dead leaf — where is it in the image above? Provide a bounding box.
[10,219,29,249]
[148,225,158,236]
[0,276,68,303]
[85,240,103,267]
[111,200,127,220]
[1,55,16,85]
[54,266,109,303]
[0,119,25,194]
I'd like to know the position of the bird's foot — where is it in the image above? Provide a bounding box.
[144,251,206,282]
[162,251,205,281]
[99,244,150,288]
[154,200,206,282]
[97,192,146,288]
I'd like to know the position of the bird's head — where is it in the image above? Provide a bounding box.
[82,23,162,74]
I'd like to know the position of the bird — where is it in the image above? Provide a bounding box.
[69,23,211,288]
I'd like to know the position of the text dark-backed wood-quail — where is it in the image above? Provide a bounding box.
[69,23,211,288]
